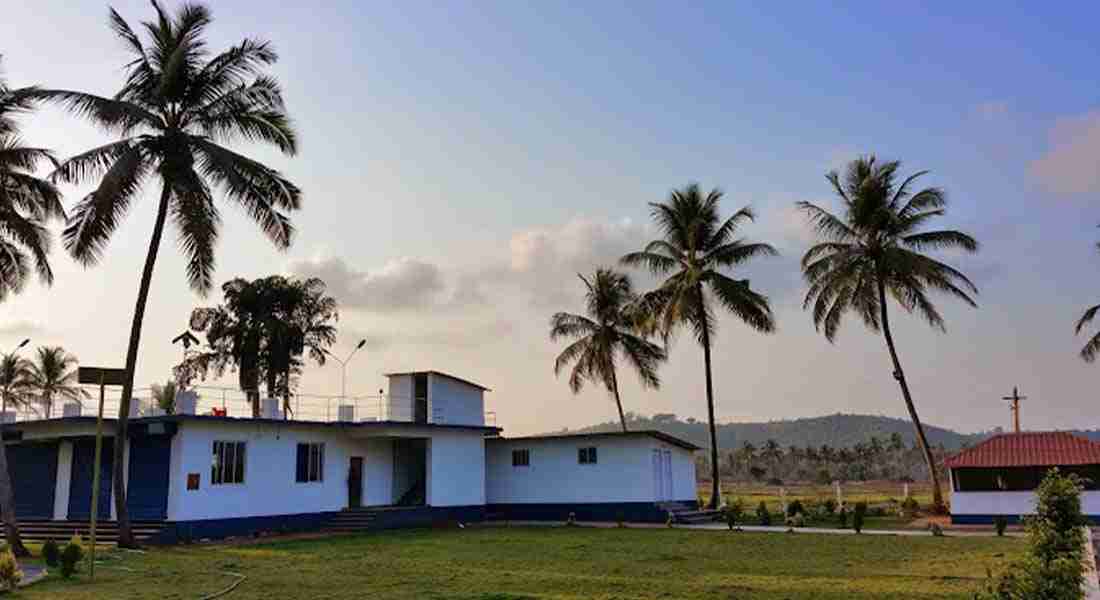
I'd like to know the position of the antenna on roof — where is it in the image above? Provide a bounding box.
[1002,386,1027,434]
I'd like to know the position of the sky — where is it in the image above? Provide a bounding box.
[1,2,1099,436]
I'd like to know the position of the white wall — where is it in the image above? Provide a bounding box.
[485,436,696,504]
[386,375,414,421]
[166,420,388,521]
[951,490,1100,516]
[427,429,486,506]
[362,438,393,507]
[428,375,484,426]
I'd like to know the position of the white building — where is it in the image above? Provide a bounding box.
[3,370,699,542]
[945,431,1100,524]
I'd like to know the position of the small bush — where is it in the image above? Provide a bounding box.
[42,538,60,567]
[666,512,674,528]
[994,516,1008,537]
[756,501,771,526]
[785,513,805,528]
[852,502,867,533]
[60,535,84,579]
[724,498,744,531]
[822,498,837,515]
[900,496,920,519]
[616,511,626,528]
[566,512,576,527]
[0,550,22,590]
[786,499,804,518]
[929,523,944,537]
[837,506,849,529]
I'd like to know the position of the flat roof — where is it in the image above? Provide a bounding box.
[5,414,502,434]
[383,370,492,391]
[488,430,701,452]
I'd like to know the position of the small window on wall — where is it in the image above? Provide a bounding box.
[512,449,530,467]
[578,447,598,465]
[212,441,246,485]
[296,443,325,483]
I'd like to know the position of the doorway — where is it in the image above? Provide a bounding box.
[652,449,673,501]
[348,456,363,509]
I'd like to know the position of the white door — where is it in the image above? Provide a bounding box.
[662,450,674,500]
[652,449,666,500]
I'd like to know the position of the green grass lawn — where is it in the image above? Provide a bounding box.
[16,526,1022,599]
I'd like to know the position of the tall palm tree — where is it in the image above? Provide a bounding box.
[622,184,777,509]
[28,346,88,418]
[0,353,33,557]
[550,269,667,432]
[0,57,64,558]
[1075,233,1100,361]
[34,3,301,546]
[798,155,978,511]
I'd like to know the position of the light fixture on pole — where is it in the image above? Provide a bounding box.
[325,339,367,403]
[10,338,29,354]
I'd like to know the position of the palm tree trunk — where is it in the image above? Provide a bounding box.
[609,367,627,432]
[699,307,721,511]
[0,402,28,557]
[876,279,946,512]
[114,185,172,548]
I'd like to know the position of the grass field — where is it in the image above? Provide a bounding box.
[17,526,1022,599]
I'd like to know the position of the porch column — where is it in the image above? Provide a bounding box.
[53,441,73,520]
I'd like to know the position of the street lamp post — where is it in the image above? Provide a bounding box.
[326,339,367,403]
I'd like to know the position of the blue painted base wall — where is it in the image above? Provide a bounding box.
[152,506,488,544]
[487,501,697,524]
[952,513,1100,525]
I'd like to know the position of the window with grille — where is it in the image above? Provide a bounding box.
[512,449,530,467]
[578,447,598,465]
[212,441,246,485]
[296,442,325,483]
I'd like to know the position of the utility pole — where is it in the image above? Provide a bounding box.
[1002,386,1026,434]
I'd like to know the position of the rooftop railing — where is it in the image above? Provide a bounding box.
[1,385,497,427]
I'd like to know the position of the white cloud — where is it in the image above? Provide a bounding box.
[289,256,481,313]
[0,320,44,339]
[1031,110,1100,195]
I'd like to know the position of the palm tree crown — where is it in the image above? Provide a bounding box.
[799,156,978,340]
[0,59,64,301]
[550,269,666,431]
[36,2,300,291]
[29,346,87,418]
[0,353,34,415]
[1075,233,1100,362]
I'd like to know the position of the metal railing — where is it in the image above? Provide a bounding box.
[2,385,497,427]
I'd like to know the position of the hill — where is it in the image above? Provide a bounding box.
[562,413,1012,450]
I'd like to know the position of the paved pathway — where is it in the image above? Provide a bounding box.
[19,564,46,588]
[481,520,1021,537]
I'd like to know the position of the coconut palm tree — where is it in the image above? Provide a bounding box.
[33,2,301,546]
[0,59,64,302]
[622,184,777,509]
[549,269,667,432]
[0,353,33,557]
[798,155,978,511]
[28,346,88,418]
[1075,235,1100,361]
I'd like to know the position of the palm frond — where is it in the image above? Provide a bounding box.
[620,250,677,275]
[170,167,220,294]
[706,241,779,268]
[29,89,161,134]
[902,230,978,253]
[61,143,150,265]
[796,201,857,242]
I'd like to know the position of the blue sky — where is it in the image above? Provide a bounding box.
[2,2,1099,435]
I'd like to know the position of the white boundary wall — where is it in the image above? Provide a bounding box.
[951,490,1100,517]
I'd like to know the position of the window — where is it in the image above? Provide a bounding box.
[512,449,530,467]
[296,443,326,483]
[578,447,598,465]
[212,441,246,485]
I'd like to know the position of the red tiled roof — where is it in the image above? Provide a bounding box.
[944,431,1100,469]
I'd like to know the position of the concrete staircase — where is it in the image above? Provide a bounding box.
[322,509,379,534]
[659,502,721,525]
[13,520,166,544]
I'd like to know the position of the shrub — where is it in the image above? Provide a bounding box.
[0,550,21,591]
[822,498,837,515]
[42,538,60,567]
[566,512,577,527]
[60,535,84,579]
[994,516,1008,537]
[666,512,674,528]
[756,501,771,526]
[900,496,920,519]
[785,513,805,528]
[975,469,1087,600]
[724,498,744,531]
[786,499,804,518]
[929,523,944,537]
[837,506,849,529]
[852,502,867,533]
[616,511,626,528]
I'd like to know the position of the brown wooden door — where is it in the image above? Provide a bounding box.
[348,456,364,508]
